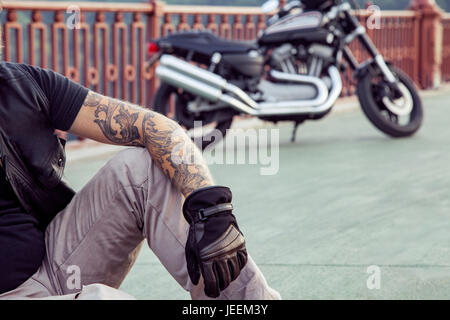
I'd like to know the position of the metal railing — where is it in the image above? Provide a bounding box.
[159,5,268,40]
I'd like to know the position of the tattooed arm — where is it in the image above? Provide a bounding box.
[69,91,214,196]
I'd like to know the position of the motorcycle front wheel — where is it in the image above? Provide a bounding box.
[152,83,234,150]
[356,65,423,138]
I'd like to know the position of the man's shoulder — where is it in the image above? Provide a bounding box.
[0,61,33,81]
[0,62,49,105]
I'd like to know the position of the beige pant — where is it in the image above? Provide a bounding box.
[0,148,280,300]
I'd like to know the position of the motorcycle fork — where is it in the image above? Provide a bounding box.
[342,9,398,86]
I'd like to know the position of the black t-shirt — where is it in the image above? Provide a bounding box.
[0,63,89,294]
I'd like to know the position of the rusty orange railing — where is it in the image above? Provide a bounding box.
[0,0,447,105]
[159,5,268,40]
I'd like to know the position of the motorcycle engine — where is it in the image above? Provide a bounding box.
[270,42,335,78]
[270,44,308,75]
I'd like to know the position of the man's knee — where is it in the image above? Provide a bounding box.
[104,147,181,204]
[104,147,153,187]
[107,147,151,170]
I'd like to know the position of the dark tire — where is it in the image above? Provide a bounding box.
[356,65,423,138]
[152,83,233,150]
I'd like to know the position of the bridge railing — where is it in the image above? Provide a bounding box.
[159,5,268,40]
[0,0,447,106]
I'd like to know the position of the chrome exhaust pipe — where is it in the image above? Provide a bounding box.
[159,55,258,108]
[156,66,257,115]
[155,55,342,116]
[159,55,329,108]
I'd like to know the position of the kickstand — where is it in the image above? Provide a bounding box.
[291,121,302,143]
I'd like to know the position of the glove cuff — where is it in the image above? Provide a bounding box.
[183,186,233,224]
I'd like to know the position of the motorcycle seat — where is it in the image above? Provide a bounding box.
[159,32,258,56]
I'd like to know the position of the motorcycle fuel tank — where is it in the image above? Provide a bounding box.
[259,11,327,45]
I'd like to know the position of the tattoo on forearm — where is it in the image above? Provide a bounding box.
[142,112,213,195]
[83,91,213,195]
[84,92,142,146]
[95,102,141,146]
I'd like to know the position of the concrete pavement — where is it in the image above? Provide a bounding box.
[64,89,450,299]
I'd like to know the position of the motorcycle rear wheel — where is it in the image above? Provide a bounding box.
[357,66,423,138]
[152,83,234,150]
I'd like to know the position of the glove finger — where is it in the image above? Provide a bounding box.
[186,249,201,285]
[202,261,221,298]
[227,256,241,282]
[186,231,201,285]
[237,249,248,270]
[216,260,232,291]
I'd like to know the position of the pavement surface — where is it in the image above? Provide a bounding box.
[64,88,450,300]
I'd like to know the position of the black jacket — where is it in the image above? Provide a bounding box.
[0,62,86,228]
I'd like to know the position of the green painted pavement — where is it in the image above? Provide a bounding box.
[64,92,450,300]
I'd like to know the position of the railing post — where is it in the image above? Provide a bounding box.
[409,0,444,89]
[148,0,163,42]
[147,0,164,107]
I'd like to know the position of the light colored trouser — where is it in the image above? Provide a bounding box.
[0,148,280,300]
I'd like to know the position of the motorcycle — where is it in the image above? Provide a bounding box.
[147,0,423,149]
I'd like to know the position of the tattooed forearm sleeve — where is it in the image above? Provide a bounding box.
[73,91,214,196]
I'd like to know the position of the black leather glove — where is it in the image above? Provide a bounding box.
[183,186,248,298]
